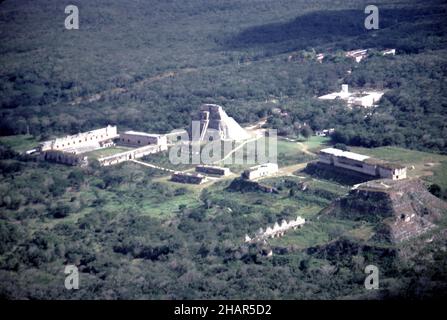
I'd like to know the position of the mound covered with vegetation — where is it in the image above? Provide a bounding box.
[324,179,447,242]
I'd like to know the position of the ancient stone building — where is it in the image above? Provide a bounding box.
[325,178,447,242]
[191,104,250,142]
[171,172,207,184]
[245,216,306,242]
[345,49,368,63]
[97,144,168,166]
[118,131,167,148]
[36,125,170,167]
[318,148,407,180]
[39,150,88,167]
[242,163,279,180]
[195,165,231,176]
[318,84,384,108]
[38,125,118,153]
[38,125,119,166]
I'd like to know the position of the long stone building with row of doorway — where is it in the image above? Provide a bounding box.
[318,147,407,180]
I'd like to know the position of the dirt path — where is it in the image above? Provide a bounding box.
[279,162,309,176]
[296,142,315,156]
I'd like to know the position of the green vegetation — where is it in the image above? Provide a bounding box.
[1,0,446,154]
[350,146,447,166]
[300,136,330,150]
[350,146,447,198]
[1,144,446,299]
[1,0,447,299]
[0,135,38,153]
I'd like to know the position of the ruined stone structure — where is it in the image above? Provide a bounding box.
[242,163,279,180]
[346,49,368,63]
[36,125,170,167]
[195,165,231,176]
[192,104,250,142]
[325,178,447,242]
[39,150,88,167]
[37,125,119,166]
[118,131,167,148]
[318,84,384,108]
[39,125,118,153]
[97,144,168,166]
[381,48,396,56]
[171,172,207,184]
[245,216,306,242]
[319,148,407,180]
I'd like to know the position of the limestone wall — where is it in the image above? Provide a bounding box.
[118,131,167,148]
[40,125,118,152]
[195,165,231,176]
[40,150,88,167]
[318,151,406,180]
[98,144,168,166]
[171,172,206,184]
[243,163,278,180]
[378,166,407,180]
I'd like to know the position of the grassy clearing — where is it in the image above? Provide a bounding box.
[350,146,446,165]
[350,146,447,180]
[308,178,349,191]
[0,135,38,152]
[426,160,447,189]
[84,146,133,159]
[300,136,330,151]
[347,225,375,241]
[139,193,200,218]
[276,139,316,167]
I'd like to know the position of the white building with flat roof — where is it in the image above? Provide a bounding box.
[39,125,118,152]
[242,163,279,180]
[318,148,407,180]
[118,131,167,147]
[318,85,384,108]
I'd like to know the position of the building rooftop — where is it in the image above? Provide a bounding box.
[122,131,162,138]
[246,163,278,172]
[320,148,370,162]
[172,171,205,178]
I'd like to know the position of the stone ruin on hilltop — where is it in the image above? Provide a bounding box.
[323,178,447,243]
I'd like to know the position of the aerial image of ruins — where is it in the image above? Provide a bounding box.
[0,0,446,306]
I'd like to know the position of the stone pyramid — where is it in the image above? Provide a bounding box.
[192,104,250,141]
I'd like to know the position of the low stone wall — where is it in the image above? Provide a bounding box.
[171,172,206,184]
[195,165,231,176]
[98,144,168,166]
[40,150,88,167]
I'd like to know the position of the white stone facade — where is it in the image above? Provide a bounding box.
[39,125,118,152]
[318,84,384,108]
[242,163,279,180]
[318,148,407,180]
[97,144,168,166]
[245,216,306,242]
[118,131,167,148]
